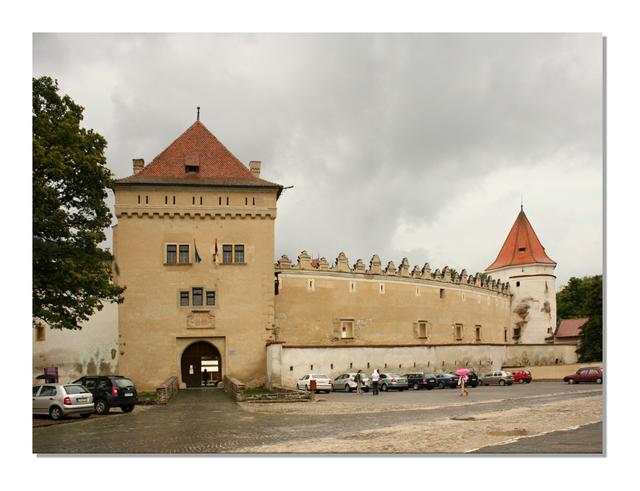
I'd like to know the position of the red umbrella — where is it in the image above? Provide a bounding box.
[454,368,471,376]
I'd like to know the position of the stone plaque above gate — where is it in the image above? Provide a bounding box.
[187,311,215,329]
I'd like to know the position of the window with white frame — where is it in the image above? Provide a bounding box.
[341,320,354,339]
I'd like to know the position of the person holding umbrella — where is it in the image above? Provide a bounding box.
[454,368,471,397]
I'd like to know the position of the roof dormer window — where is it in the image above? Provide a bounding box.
[185,164,199,174]
[518,247,526,253]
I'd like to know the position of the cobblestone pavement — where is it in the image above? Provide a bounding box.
[32,383,602,454]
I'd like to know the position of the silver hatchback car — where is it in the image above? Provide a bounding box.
[33,383,95,420]
[479,371,514,386]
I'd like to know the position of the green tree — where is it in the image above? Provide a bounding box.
[556,275,603,362]
[33,76,124,331]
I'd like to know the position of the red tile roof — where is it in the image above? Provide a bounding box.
[116,121,282,191]
[485,207,556,271]
[555,318,589,338]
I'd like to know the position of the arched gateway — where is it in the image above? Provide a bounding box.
[180,341,222,387]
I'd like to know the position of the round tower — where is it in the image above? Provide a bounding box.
[485,206,557,345]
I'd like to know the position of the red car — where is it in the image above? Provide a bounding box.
[563,367,603,384]
[511,370,532,384]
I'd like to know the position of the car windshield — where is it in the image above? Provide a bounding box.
[113,378,135,388]
[424,373,436,378]
[64,385,90,394]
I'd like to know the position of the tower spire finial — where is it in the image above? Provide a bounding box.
[521,195,523,211]
[197,106,200,121]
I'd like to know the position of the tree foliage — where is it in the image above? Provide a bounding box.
[556,275,603,362]
[33,76,124,330]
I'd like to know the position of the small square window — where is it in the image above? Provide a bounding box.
[455,324,463,340]
[180,291,189,306]
[475,325,481,342]
[36,324,46,341]
[341,320,354,339]
[418,321,429,339]
[192,288,203,306]
[440,289,445,299]
[206,291,216,306]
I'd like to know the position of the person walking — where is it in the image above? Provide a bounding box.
[458,374,469,397]
[355,369,363,394]
[202,368,209,387]
[371,368,380,395]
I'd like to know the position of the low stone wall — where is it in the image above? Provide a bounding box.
[245,390,312,403]
[267,343,580,389]
[156,376,178,404]
[224,375,246,401]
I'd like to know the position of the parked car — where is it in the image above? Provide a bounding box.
[332,373,370,392]
[296,374,332,393]
[435,373,459,389]
[511,369,533,384]
[403,372,438,390]
[378,373,408,391]
[479,371,514,386]
[563,367,603,384]
[33,383,94,420]
[73,375,138,415]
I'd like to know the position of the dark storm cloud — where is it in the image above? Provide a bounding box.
[33,33,603,286]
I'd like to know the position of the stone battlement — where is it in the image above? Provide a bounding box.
[275,250,511,296]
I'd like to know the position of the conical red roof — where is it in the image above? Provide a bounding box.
[485,208,556,271]
[116,121,282,191]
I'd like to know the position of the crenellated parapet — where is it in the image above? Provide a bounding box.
[275,251,512,296]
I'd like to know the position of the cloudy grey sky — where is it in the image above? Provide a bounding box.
[33,33,603,287]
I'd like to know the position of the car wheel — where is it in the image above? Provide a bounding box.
[567,379,576,384]
[345,384,352,393]
[49,406,62,421]
[426,387,433,390]
[364,387,370,393]
[519,379,525,384]
[95,400,109,415]
[413,383,420,390]
[478,380,484,386]
[438,383,445,389]
[80,413,91,418]
[380,384,388,392]
[596,378,602,384]
[499,380,506,386]
[305,385,309,391]
[121,405,134,413]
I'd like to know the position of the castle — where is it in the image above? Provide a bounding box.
[33,120,578,391]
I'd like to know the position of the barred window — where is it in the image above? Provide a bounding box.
[192,288,203,306]
[166,245,177,264]
[179,245,190,264]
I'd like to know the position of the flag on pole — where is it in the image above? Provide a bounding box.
[194,240,202,263]
[213,238,219,264]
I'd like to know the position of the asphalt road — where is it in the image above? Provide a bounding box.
[32,382,602,454]
[473,422,603,454]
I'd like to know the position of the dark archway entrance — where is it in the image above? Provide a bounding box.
[180,341,222,387]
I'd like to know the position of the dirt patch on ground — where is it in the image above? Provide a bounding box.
[232,396,602,454]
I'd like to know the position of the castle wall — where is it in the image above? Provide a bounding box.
[32,302,119,383]
[114,186,278,391]
[266,343,578,388]
[274,252,512,346]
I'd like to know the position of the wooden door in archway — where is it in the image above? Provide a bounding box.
[180,341,222,387]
